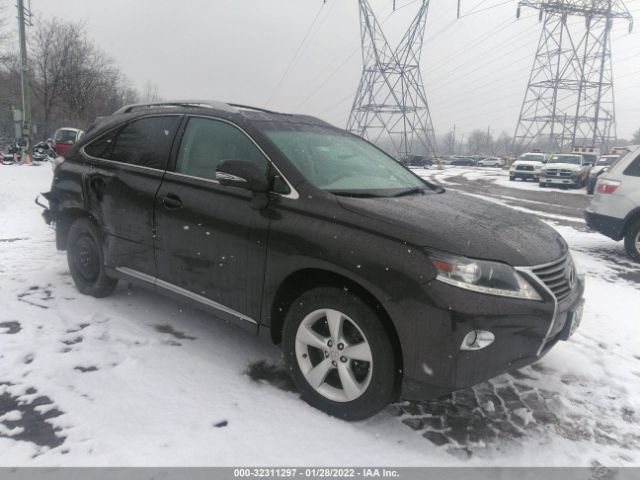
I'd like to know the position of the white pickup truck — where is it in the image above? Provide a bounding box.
[509,152,546,181]
[539,153,590,189]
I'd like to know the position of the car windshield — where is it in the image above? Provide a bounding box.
[548,155,582,165]
[261,123,429,197]
[55,130,78,143]
[520,154,544,162]
[597,156,619,166]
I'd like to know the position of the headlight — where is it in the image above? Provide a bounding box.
[430,253,542,301]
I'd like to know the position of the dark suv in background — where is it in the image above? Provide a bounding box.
[42,101,585,420]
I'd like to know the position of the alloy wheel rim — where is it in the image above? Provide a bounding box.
[295,308,373,403]
[636,232,640,254]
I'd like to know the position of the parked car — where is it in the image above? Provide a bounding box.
[509,152,546,181]
[585,145,640,262]
[40,100,585,420]
[478,157,504,167]
[539,153,589,188]
[586,154,621,194]
[451,157,476,166]
[53,127,84,155]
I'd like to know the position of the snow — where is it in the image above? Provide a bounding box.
[1,164,639,467]
[413,165,587,195]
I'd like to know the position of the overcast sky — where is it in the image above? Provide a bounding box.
[15,0,640,140]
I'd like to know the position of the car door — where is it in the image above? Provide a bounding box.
[153,116,271,329]
[82,114,182,277]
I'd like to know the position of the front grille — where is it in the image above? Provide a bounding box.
[544,168,573,177]
[516,165,534,171]
[531,255,574,302]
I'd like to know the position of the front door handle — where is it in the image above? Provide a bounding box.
[159,193,183,210]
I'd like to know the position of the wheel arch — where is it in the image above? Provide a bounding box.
[267,268,403,390]
[55,208,95,250]
[623,207,640,235]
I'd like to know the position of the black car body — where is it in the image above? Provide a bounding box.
[42,101,585,420]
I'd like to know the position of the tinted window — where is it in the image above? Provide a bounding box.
[623,154,640,177]
[84,128,121,159]
[175,118,267,181]
[110,116,181,169]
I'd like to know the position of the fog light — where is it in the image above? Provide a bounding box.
[460,330,495,351]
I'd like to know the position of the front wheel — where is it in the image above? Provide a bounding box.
[282,287,397,421]
[624,220,640,263]
[67,218,118,297]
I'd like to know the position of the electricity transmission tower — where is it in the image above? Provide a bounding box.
[347,0,438,160]
[513,0,633,154]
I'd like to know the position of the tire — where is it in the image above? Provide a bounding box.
[539,182,546,188]
[66,218,118,298]
[509,176,515,181]
[624,220,640,263]
[282,287,397,421]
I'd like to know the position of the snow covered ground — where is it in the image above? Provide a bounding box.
[0,164,639,467]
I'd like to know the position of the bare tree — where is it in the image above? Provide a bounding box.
[141,80,162,103]
[467,129,493,155]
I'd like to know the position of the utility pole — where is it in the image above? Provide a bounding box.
[347,0,438,161]
[512,0,633,154]
[17,0,32,160]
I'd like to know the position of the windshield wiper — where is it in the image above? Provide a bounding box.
[329,190,385,198]
[392,187,426,197]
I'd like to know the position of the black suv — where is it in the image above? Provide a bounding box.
[42,101,585,420]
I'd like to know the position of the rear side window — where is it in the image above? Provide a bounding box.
[110,116,181,169]
[175,117,267,181]
[623,154,640,177]
[84,128,121,159]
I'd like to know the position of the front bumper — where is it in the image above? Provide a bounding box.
[511,170,539,179]
[387,270,585,401]
[540,175,580,186]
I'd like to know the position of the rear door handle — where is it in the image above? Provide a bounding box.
[159,193,183,210]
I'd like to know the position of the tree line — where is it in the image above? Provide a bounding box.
[0,13,157,142]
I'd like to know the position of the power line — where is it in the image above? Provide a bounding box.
[265,1,327,107]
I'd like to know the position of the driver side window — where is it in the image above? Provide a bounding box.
[175,117,268,181]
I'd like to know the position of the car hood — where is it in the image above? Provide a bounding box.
[543,163,581,170]
[512,161,543,167]
[336,191,567,267]
[589,165,608,176]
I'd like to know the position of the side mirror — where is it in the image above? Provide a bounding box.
[215,160,269,193]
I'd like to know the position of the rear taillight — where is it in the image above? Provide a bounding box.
[596,179,621,194]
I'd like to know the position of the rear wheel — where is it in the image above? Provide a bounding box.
[282,287,397,421]
[624,220,640,263]
[67,218,118,297]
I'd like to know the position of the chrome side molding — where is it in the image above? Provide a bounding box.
[115,267,257,325]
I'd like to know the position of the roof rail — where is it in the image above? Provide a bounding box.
[226,104,281,115]
[112,100,238,116]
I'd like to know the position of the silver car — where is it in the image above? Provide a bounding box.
[585,145,640,262]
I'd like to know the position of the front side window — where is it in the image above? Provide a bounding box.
[175,117,268,181]
[110,116,181,169]
[260,123,427,197]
